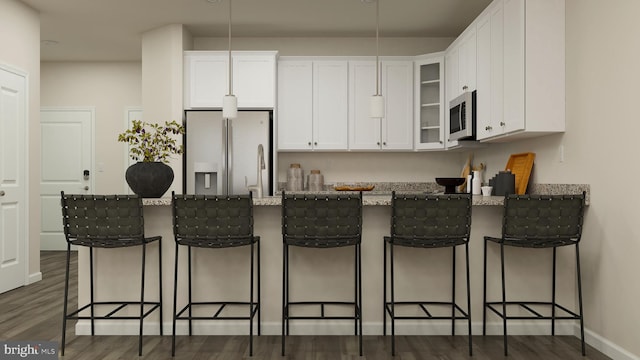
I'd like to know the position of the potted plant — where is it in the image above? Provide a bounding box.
[118,120,185,198]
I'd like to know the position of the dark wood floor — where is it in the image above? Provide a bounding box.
[0,251,610,359]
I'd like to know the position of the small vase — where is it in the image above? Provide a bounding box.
[125,162,174,198]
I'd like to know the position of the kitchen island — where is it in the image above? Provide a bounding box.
[75,185,589,337]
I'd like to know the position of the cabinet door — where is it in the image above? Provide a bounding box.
[348,61,381,150]
[313,61,348,150]
[458,27,477,93]
[503,0,525,133]
[277,61,313,150]
[415,55,444,150]
[184,53,227,108]
[234,53,275,108]
[381,60,413,150]
[476,0,504,140]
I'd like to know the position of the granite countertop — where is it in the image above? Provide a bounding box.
[143,183,589,207]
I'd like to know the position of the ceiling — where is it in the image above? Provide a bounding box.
[22,0,492,62]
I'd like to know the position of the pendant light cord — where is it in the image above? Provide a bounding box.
[228,0,233,95]
[375,0,380,96]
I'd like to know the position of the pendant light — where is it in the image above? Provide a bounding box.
[222,0,238,119]
[370,0,384,118]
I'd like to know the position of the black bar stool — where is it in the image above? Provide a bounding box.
[170,192,260,357]
[482,192,587,356]
[383,192,473,356]
[281,192,363,356]
[60,192,163,357]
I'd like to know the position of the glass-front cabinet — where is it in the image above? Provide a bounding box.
[414,53,445,150]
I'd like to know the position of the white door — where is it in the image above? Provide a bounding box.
[0,66,28,293]
[40,108,94,250]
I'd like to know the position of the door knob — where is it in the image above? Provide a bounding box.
[0,190,5,196]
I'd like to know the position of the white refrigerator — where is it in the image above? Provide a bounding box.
[184,110,272,196]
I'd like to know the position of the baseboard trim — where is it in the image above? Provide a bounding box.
[74,320,640,359]
[582,327,639,360]
[27,272,42,284]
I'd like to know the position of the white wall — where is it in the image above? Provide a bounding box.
[0,0,40,279]
[40,62,142,194]
[473,0,640,357]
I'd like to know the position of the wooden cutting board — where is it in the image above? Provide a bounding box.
[505,152,535,195]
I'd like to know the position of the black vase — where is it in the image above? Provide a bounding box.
[125,162,174,198]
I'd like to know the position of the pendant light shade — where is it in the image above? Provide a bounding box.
[370,0,384,118]
[222,0,238,118]
[223,94,238,119]
[370,94,384,118]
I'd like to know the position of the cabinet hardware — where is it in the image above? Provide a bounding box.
[500,122,505,126]
[308,142,312,146]
[314,142,317,146]
[84,186,89,191]
[0,190,5,196]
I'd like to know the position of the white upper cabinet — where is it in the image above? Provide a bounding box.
[444,25,477,148]
[348,59,413,151]
[277,59,348,151]
[184,51,277,109]
[313,61,349,150]
[446,26,477,101]
[478,0,565,141]
[476,0,505,140]
[414,53,445,150]
[277,61,313,150]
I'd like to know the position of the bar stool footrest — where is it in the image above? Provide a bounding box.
[284,301,361,320]
[67,301,161,320]
[485,301,582,320]
[175,302,259,321]
[385,301,470,320]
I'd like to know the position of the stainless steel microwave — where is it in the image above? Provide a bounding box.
[449,90,476,141]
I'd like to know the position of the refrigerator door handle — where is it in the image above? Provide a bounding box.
[227,119,233,195]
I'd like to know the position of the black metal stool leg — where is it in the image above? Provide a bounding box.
[383,239,387,337]
[500,243,508,356]
[249,242,254,356]
[257,239,262,336]
[452,246,457,336]
[552,247,557,336]
[576,244,586,356]
[89,247,95,336]
[354,244,358,336]
[61,244,71,356]
[465,242,473,356]
[172,243,179,357]
[358,243,363,356]
[139,243,147,357]
[483,238,488,336]
[158,239,163,336]
[188,246,193,336]
[281,244,287,356]
[390,242,396,357]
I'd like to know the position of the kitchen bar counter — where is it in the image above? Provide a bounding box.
[143,183,590,207]
[76,183,589,338]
